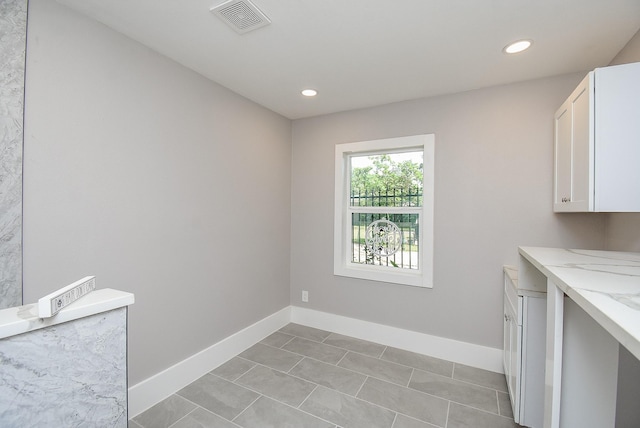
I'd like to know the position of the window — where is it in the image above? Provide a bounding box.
[334,134,434,287]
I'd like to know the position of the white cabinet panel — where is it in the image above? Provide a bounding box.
[560,298,619,428]
[594,63,640,211]
[553,61,640,212]
[503,266,546,427]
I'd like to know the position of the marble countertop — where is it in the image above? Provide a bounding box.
[0,288,134,340]
[519,247,640,360]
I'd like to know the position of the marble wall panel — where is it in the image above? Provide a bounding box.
[0,0,27,309]
[0,307,128,427]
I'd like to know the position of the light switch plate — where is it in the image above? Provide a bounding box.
[38,276,96,318]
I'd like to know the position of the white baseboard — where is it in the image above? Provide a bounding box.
[129,305,503,418]
[128,306,291,418]
[290,306,503,374]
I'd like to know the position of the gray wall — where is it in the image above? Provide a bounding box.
[0,0,26,309]
[22,0,292,384]
[609,28,640,67]
[606,29,640,253]
[290,76,606,349]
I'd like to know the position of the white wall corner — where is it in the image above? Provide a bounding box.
[290,306,503,374]
[128,306,291,418]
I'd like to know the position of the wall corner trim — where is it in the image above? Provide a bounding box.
[128,306,291,418]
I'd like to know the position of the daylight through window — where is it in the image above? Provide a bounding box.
[350,151,423,270]
[334,135,434,288]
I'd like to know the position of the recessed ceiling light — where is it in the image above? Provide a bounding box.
[503,39,533,54]
[301,89,318,97]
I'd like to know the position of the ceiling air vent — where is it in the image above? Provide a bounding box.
[211,0,271,34]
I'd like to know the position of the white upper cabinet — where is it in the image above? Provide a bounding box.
[554,62,640,212]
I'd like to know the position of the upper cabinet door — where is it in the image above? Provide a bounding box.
[553,61,640,213]
[570,78,593,210]
[554,103,571,208]
[554,73,593,212]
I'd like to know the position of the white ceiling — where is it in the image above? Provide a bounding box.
[57,0,640,119]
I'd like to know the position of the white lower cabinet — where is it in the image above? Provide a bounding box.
[503,267,546,428]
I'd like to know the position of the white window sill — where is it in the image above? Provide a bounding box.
[334,264,432,288]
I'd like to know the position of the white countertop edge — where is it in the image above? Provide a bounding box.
[518,246,640,361]
[569,288,640,359]
[0,288,135,340]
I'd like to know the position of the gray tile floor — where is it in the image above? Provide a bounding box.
[130,323,521,428]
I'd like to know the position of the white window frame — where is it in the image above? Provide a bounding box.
[334,134,434,288]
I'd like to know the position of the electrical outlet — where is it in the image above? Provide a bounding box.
[302,290,309,303]
[38,276,96,318]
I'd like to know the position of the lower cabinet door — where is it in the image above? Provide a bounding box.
[503,300,511,380]
[504,298,520,420]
